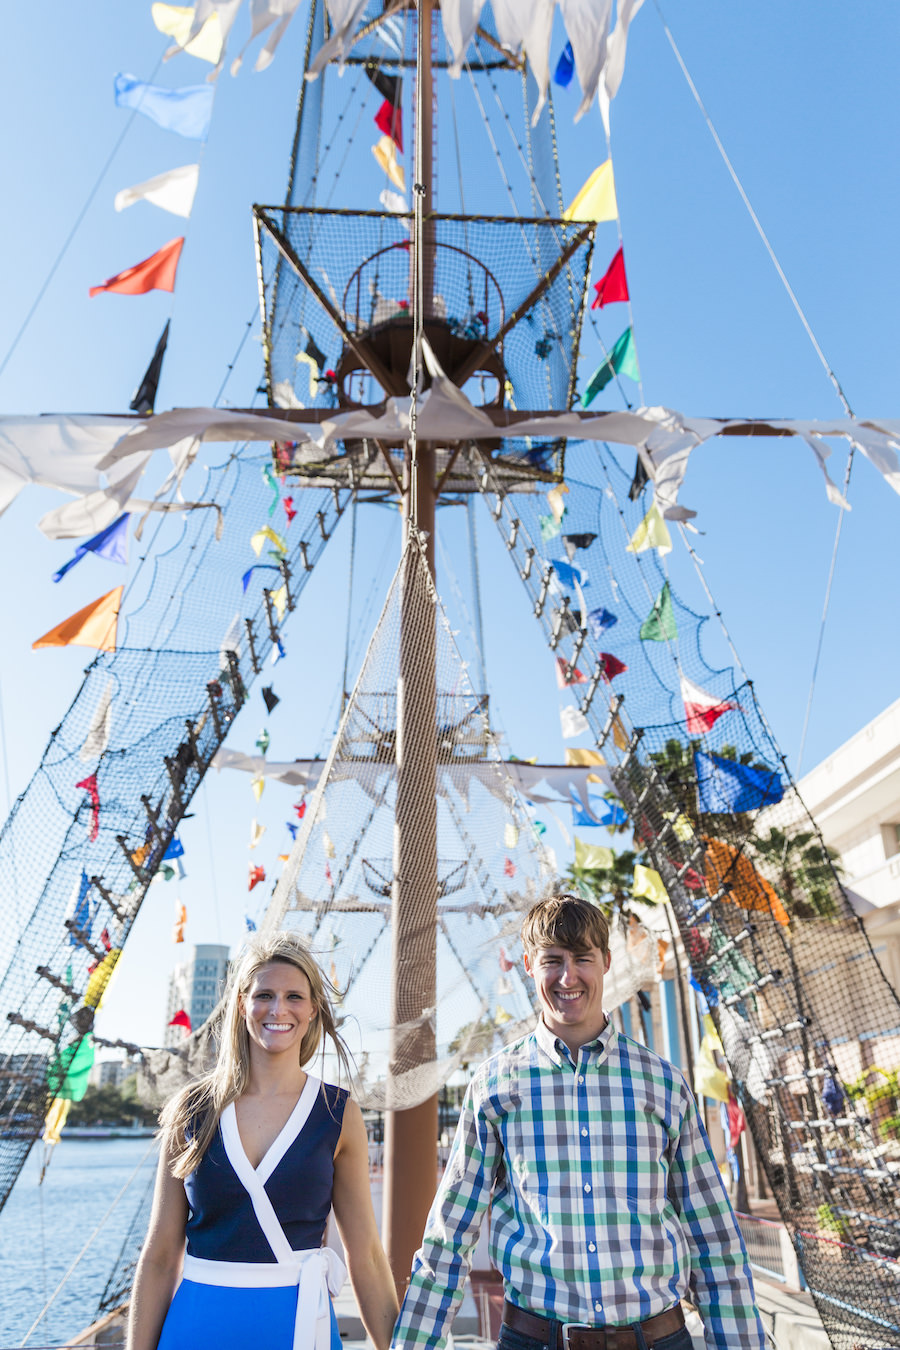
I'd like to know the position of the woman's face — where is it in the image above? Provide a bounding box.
[240,960,317,1059]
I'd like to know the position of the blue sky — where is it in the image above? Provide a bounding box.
[0,1,898,1048]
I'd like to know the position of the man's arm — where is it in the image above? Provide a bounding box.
[669,1088,767,1350]
[391,1078,500,1350]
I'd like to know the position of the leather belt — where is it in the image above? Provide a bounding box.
[502,1299,685,1350]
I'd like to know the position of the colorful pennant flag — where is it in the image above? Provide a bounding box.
[262,685,280,713]
[245,915,258,931]
[373,135,405,190]
[574,837,614,870]
[591,247,629,309]
[271,585,288,620]
[680,675,738,736]
[163,837,184,861]
[582,327,640,406]
[553,558,588,591]
[503,857,516,878]
[563,160,617,223]
[694,750,784,815]
[560,705,590,739]
[586,607,617,640]
[503,823,519,848]
[115,165,199,218]
[262,463,280,516]
[499,946,515,972]
[633,864,667,904]
[251,774,265,802]
[565,749,606,767]
[554,40,575,87]
[704,838,790,926]
[563,532,597,559]
[151,3,224,62]
[323,831,336,859]
[597,652,628,681]
[172,901,187,943]
[89,238,184,298]
[248,864,266,891]
[53,514,129,583]
[627,502,671,555]
[67,872,92,943]
[374,98,403,152]
[556,657,588,688]
[639,582,677,642]
[34,586,124,653]
[242,564,280,593]
[255,728,270,754]
[251,525,287,557]
[249,819,266,849]
[114,72,215,137]
[130,322,170,415]
[294,800,307,820]
[286,822,298,840]
[364,60,400,105]
[539,514,561,541]
[79,680,114,761]
[283,497,297,525]
[168,1008,192,1033]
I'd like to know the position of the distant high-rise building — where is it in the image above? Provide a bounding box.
[164,944,230,1045]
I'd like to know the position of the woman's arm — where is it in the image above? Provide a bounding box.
[126,1144,189,1350]
[332,1100,399,1350]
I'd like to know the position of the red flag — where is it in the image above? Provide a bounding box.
[374,98,403,152]
[503,857,516,878]
[591,247,628,309]
[294,800,307,820]
[680,674,738,736]
[325,862,333,883]
[555,656,588,688]
[248,864,266,891]
[598,652,627,682]
[499,946,514,972]
[168,1009,192,1033]
[89,237,185,298]
[100,927,112,952]
[75,773,100,842]
[283,496,297,525]
[727,1093,746,1148]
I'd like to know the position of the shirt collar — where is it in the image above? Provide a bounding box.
[533,1012,616,1067]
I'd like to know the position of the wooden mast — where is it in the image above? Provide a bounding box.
[382,0,440,1296]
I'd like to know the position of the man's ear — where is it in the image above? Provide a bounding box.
[523,949,533,977]
[604,949,612,973]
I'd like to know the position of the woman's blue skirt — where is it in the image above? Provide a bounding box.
[157,1279,343,1350]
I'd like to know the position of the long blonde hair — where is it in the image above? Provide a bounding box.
[159,932,351,1179]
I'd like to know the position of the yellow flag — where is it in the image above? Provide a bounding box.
[695,1016,730,1102]
[84,949,122,1010]
[323,831,336,859]
[271,585,288,620]
[626,503,672,556]
[574,837,614,870]
[373,135,405,190]
[43,1097,72,1147]
[251,526,287,556]
[547,483,569,521]
[249,819,265,849]
[664,810,694,842]
[494,1006,513,1025]
[563,160,618,223]
[565,748,606,767]
[633,864,668,905]
[504,823,519,848]
[33,585,124,654]
[251,774,265,802]
[151,3,224,63]
[612,713,629,751]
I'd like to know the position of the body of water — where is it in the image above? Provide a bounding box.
[0,1137,157,1348]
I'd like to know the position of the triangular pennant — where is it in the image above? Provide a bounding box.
[591,247,629,309]
[680,675,738,736]
[89,238,184,298]
[53,514,130,584]
[626,502,671,555]
[33,586,124,653]
[639,582,677,642]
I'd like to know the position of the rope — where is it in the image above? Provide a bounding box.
[409,0,428,527]
[465,497,487,692]
[652,0,853,419]
[19,1137,159,1347]
[341,490,359,709]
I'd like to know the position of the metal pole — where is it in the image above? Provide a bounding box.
[382,0,440,1298]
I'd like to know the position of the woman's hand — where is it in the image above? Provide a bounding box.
[332,1100,399,1350]
[126,1144,188,1350]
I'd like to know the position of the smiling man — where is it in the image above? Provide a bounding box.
[391,894,765,1350]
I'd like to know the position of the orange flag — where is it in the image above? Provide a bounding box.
[33,585,124,653]
[703,837,790,926]
[89,237,184,297]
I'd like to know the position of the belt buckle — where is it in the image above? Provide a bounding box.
[561,1323,598,1350]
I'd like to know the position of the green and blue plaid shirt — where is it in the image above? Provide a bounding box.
[392,1016,765,1350]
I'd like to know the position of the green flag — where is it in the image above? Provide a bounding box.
[581,327,640,407]
[47,1035,95,1102]
[640,581,677,641]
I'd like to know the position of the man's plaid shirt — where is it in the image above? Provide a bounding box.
[392,1017,765,1350]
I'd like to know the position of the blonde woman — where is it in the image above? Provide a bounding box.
[127,933,398,1350]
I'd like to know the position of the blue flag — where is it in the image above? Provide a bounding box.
[241,563,280,593]
[570,797,598,827]
[245,915,258,932]
[163,836,185,861]
[114,74,214,141]
[554,41,575,87]
[53,514,129,583]
[694,750,784,815]
[68,872,92,944]
[586,606,617,640]
[286,822,298,839]
[553,558,589,591]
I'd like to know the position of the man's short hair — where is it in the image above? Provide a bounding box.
[521,894,609,957]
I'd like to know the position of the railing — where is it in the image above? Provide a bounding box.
[735,1212,800,1288]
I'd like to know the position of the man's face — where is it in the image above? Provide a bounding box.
[524,941,611,1052]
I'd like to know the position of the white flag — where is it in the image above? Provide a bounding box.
[80,679,114,761]
[115,164,199,219]
[560,704,590,739]
[440,0,487,76]
[559,0,614,121]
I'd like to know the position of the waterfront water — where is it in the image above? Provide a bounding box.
[0,1137,157,1348]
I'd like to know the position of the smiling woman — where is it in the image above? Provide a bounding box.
[125,932,399,1350]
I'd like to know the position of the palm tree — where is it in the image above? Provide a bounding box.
[747,826,843,920]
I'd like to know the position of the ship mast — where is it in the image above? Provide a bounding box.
[382,0,439,1294]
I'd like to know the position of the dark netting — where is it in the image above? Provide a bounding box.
[473,441,900,1348]
[0,451,349,1215]
[256,206,593,422]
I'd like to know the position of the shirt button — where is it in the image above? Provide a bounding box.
[578,1075,585,1084]
[594,1302,602,1312]
[581,1128,588,1137]
[584,1183,591,1193]
[588,1243,596,1252]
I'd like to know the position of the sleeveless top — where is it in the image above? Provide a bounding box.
[185,1078,349,1263]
